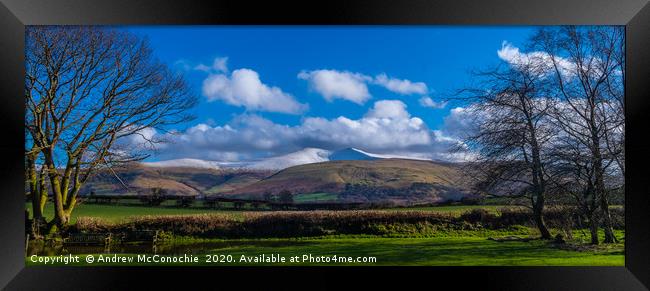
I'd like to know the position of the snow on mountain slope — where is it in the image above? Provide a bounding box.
[329,147,379,161]
[329,147,430,161]
[142,148,431,171]
[141,158,224,169]
[248,148,331,170]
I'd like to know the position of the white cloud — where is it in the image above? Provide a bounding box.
[195,57,229,73]
[441,106,481,141]
[373,73,428,95]
[298,69,431,104]
[194,64,211,72]
[497,41,575,77]
[202,68,308,114]
[300,114,432,151]
[173,59,191,71]
[151,100,470,162]
[128,127,158,146]
[298,69,372,104]
[113,126,163,159]
[212,57,229,72]
[419,96,447,109]
[365,100,411,119]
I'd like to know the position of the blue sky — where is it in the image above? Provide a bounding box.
[123,26,538,162]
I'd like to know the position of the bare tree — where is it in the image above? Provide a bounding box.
[455,59,556,239]
[547,134,600,244]
[25,141,48,228]
[531,26,624,243]
[25,26,197,233]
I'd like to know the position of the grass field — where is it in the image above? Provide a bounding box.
[385,204,523,214]
[26,203,250,223]
[26,234,624,266]
[293,192,338,203]
[25,203,624,266]
[26,203,524,223]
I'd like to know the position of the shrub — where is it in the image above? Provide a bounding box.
[175,196,195,208]
[71,211,457,238]
[138,188,167,206]
[69,206,624,239]
[459,208,496,226]
[74,217,112,233]
[278,190,294,203]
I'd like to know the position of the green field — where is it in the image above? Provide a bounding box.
[26,234,624,266]
[26,203,250,223]
[386,204,523,214]
[25,203,624,266]
[26,203,522,223]
[293,192,338,203]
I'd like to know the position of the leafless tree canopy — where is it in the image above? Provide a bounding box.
[455,57,557,239]
[25,26,197,229]
[454,26,624,244]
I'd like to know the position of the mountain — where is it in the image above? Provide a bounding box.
[141,158,223,169]
[81,156,476,205]
[329,148,379,161]
[248,148,331,170]
[140,147,430,171]
[98,148,477,205]
[80,166,270,197]
[223,159,475,205]
[329,147,430,161]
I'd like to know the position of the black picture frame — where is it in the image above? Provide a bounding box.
[1,0,648,289]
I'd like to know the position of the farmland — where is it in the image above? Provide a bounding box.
[25,203,624,266]
[26,202,518,223]
[26,231,624,266]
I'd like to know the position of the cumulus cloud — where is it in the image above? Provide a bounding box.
[125,127,158,147]
[298,69,372,104]
[150,100,470,162]
[298,69,430,104]
[373,73,428,95]
[419,96,448,109]
[300,100,433,150]
[365,100,411,119]
[195,57,229,73]
[497,41,575,77]
[112,126,164,160]
[202,68,308,114]
[436,106,483,143]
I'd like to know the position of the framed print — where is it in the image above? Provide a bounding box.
[0,0,649,289]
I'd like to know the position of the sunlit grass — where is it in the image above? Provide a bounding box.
[26,235,624,266]
[26,203,521,223]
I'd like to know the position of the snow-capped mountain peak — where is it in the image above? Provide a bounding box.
[249,148,331,170]
[329,147,379,161]
[142,147,430,171]
[141,158,222,169]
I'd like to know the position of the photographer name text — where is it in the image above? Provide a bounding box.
[29,253,377,265]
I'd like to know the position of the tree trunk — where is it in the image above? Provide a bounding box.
[38,168,48,215]
[592,146,616,243]
[589,211,600,245]
[533,198,552,239]
[524,109,551,240]
[27,156,43,220]
[46,166,69,230]
[600,193,617,243]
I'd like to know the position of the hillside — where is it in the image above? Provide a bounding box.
[138,147,429,171]
[79,166,270,197]
[78,158,476,205]
[224,159,475,205]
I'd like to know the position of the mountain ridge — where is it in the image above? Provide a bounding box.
[140,147,431,170]
[222,158,473,205]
